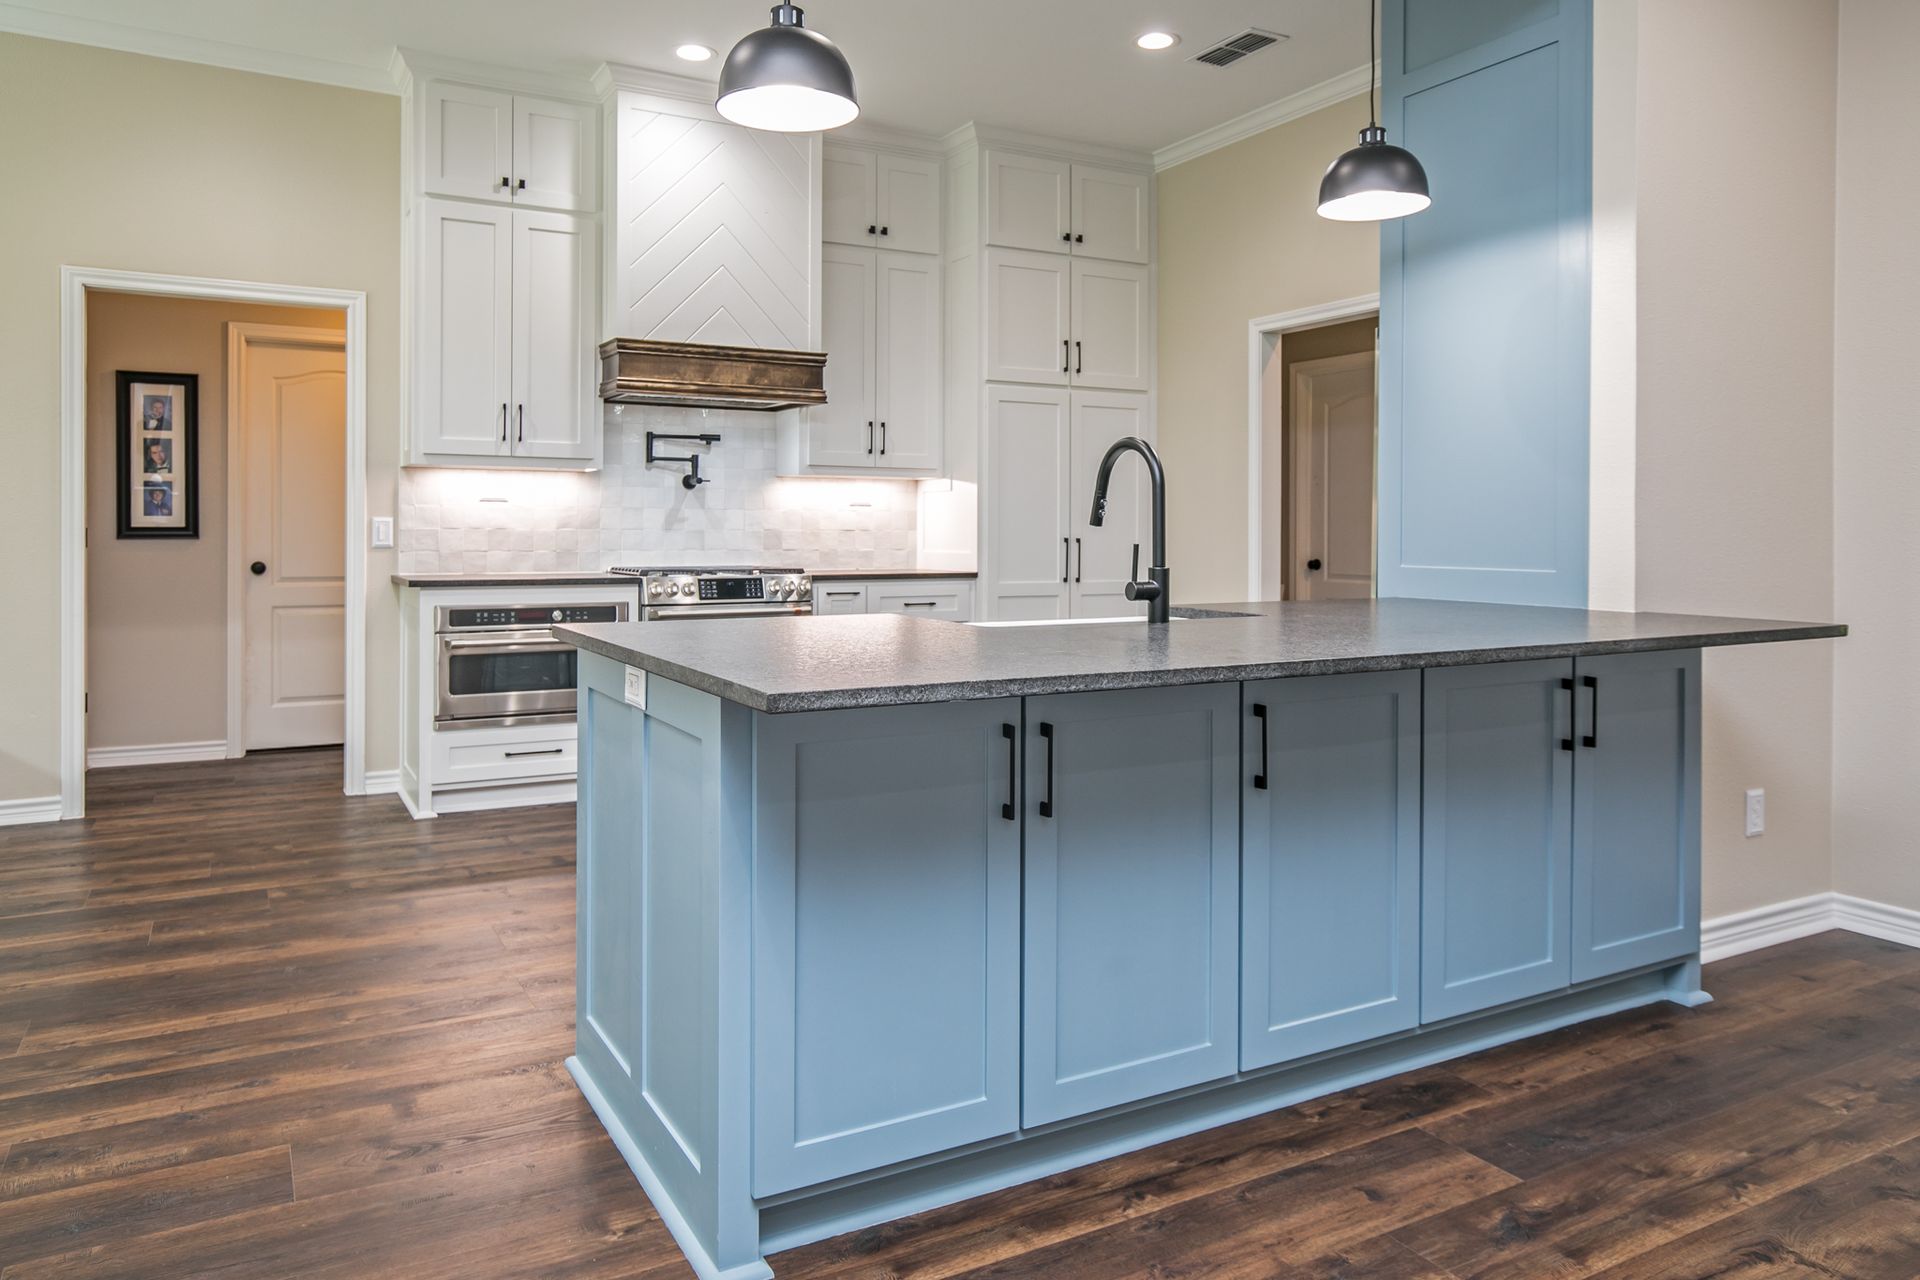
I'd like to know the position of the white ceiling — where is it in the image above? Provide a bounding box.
[6,0,1372,153]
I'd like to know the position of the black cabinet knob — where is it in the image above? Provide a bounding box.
[250,561,267,576]
[1306,558,1323,571]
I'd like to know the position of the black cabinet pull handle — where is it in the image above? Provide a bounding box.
[1074,536,1082,583]
[879,225,889,236]
[1074,232,1084,243]
[500,402,508,442]
[902,600,936,608]
[1582,675,1599,749]
[1252,703,1270,790]
[516,404,524,443]
[868,224,877,235]
[879,422,887,455]
[867,421,874,454]
[1039,722,1055,818]
[505,747,564,758]
[1559,677,1576,752]
[1074,339,1083,375]
[1062,537,1069,583]
[1061,231,1072,242]
[516,177,527,191]
[1062,338,1070,373]
[501,176,511,190]
[1001,723,1017,821]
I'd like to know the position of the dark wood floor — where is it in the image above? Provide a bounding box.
[3,752,1918,1279]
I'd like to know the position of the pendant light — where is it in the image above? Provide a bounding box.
[715,4,859,133]
[1316,1,1430,221]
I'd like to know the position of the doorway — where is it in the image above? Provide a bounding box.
[1246,296,1380,601]
[60,267,368,819]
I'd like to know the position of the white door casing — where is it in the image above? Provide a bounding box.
[984,385,1071,620]
[237,329,348,750]
[985,248,1070,386]
[1290,351,1377,601]
[510,209,595,458]
[1069,391,1150,618]
[875,251,941,470]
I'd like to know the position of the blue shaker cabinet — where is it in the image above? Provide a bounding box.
[1571,649,1701,983]
[751,699,1023,1195]
[1421,659,1575,1022]
[1021,684,1241,1127]
[1240,671,1422,1069]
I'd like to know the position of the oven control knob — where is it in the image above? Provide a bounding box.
[797,577,811,595]
[667,582,681,597]
[552,610,564,622]
[648,582,663,597]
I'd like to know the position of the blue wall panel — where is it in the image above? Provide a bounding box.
[1378,0,1592,605]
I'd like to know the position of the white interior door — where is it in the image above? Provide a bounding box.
[1290,351,1377,601]
[874,251,941,470]
[812,245,878,468]
[985,249,1070,386]
[239,330,347,750]
[984,385,1070,620]
[510,209,594,459]
[1070,258,1150,392]
[1069,391,1150,618]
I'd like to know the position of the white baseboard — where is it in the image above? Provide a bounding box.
[86,740,228,769]
[0,795,64,827]
[363,769,401,795]
[1702,891,1920,963]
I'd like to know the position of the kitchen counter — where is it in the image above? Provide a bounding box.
[392,571,637,588]
[807,569,978,580]
[556,598,1844,714]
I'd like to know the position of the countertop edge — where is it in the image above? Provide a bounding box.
[561,619,1847,714]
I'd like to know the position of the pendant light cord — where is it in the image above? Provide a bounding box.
[1368,0,1378,128]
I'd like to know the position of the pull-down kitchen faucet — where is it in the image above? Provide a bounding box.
[1087,436,1170,624]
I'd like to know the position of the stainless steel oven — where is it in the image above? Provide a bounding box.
[434,602,627,729]
[609,567,813,621]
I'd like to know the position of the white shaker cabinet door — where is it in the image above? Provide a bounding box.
[1069,391,1151,618]
[423,82,513,204]
[417,198,512,458]
[876,153,942,255]
[985,150,1071,254]
[1070,164,1150,264]
[512,95,596,212]
[822,145,878,248]
[983,385,1071,621]
[985,249,1071,387]
[1070,258,1150,393]
[510,210,597,461]
[812,245,879,469]
[874,251,942,471]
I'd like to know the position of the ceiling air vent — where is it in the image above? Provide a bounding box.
[1192,28,1287,68]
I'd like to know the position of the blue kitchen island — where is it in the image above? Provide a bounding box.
[555,600,1842,1280]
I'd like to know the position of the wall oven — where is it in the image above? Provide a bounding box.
[434,602,627,729]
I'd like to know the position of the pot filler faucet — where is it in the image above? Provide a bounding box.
[1088,435,1170,624]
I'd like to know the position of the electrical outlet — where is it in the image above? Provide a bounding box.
[624,666,647,709]
[370,516,394,549]
[1744,788,1765,838]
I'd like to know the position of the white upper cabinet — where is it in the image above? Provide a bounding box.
[986,151,1149,263]
[875,252,942,469]
[510,210,597,458]
[1070,258,1151,392]
[823,146,941,255]
[986,249,1070,386]
[423,82,596,212]
[985,151,1071,253]
[1070,165,1150,264]
[812,246,879,469]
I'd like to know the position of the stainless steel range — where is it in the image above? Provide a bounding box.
[609,566,814,621]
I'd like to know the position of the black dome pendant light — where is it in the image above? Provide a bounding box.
[716,4,860,133]
[1317,1,1431,221]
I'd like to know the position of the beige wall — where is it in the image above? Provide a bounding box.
[85,294,346,752]
[1156,102,1380,604]
[1631,1,1839,917]
[1832,0,1920,912]
[0,35,401,800]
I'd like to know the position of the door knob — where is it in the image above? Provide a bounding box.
[250,561,267,576]
[1307,558,1323,571]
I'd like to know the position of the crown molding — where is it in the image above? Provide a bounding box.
[1153,63,1373,172]
[593,60,714,105]
[396,47,598,102]
[828,119,946,159]
[0,0,398,94]
[941,122,1152,171]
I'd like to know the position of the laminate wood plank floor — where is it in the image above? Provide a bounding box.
[3,750,1917,1279]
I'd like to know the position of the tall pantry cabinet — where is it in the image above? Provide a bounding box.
[942,128,1158,620]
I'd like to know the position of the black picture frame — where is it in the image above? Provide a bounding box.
[115,370,199,539]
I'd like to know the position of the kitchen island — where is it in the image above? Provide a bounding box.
[557,600,1843,1280]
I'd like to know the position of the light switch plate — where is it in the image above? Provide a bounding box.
[370,516,395,549]
[1744,787,1765,837]
[624,666,647,709]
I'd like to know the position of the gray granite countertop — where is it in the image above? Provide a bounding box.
[808,569,978,581]
[392,572,639,588]
[556,599,1846,713]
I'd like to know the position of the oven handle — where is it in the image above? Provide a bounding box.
[440,632,564,651]
[645,604,814,620]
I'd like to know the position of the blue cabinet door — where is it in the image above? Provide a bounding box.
[1571,649,1701,983]
[1242,671,1421,1070]
[1422,659,1574,1021]
[752,698,1022,1195]
[1022,684,1240,1127]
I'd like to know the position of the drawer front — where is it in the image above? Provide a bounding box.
[814,584,870,615]
[868,581,973,621]
[432,726,578,787]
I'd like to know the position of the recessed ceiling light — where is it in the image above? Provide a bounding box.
[1136,31,1180,51]
[675,43,715,62]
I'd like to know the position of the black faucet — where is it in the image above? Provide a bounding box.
[1087,436,1170,624]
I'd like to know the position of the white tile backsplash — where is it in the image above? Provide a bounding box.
[396,406,922,574]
